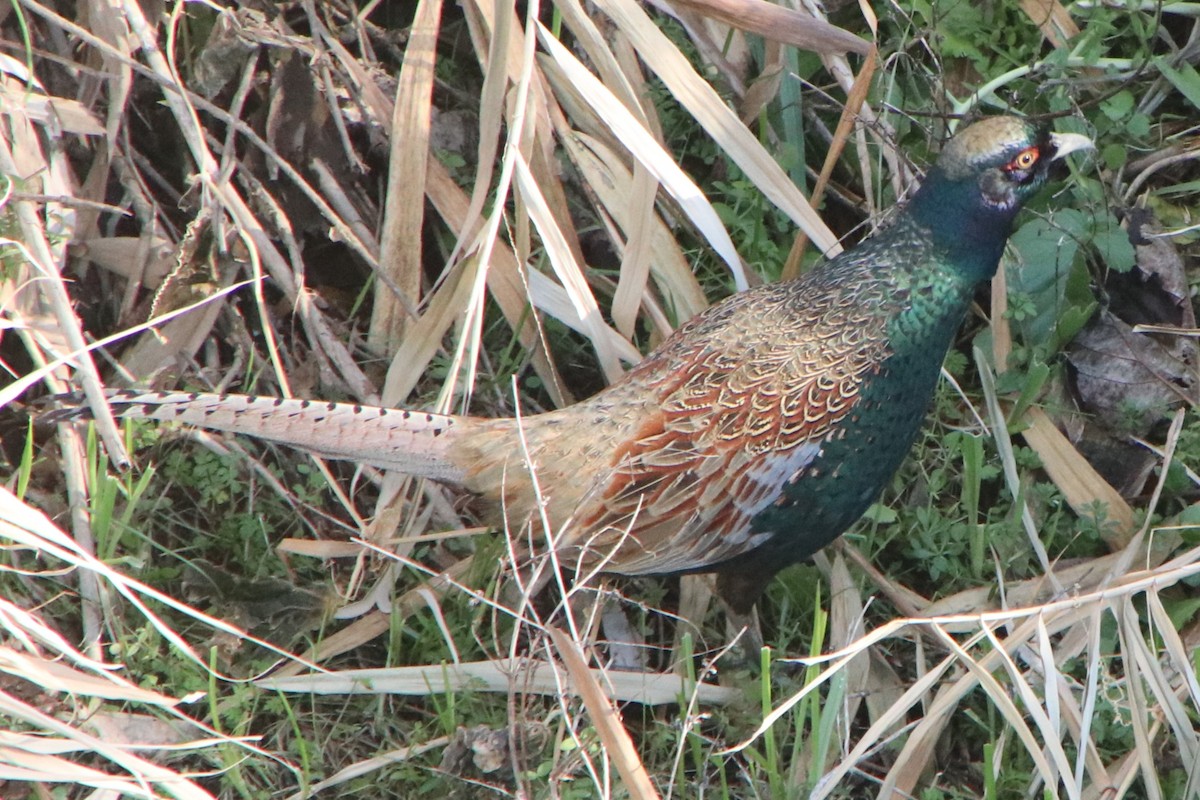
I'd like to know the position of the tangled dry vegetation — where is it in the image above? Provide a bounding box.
[1,0,1198,798]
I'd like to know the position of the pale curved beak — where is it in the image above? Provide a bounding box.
[1049,131,1094,160]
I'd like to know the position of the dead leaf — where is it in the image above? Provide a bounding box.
[1069,310,1194,435]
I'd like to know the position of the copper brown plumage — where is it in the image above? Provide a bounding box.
[47,117,1092,614]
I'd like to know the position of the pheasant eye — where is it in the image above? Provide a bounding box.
[1008,148,1039,171]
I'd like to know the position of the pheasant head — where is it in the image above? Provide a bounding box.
[908,116,1093,276]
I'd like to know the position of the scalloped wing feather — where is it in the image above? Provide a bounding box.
[552,280,893,575]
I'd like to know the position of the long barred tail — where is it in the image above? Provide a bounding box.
[46,390,471,484]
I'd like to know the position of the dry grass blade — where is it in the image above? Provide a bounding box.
[1021,408,1136,548]
[827,553,870,758]
[762,540,1200,798]
[266,612,391,681]
[268,551,486,679]
[0,487,311,677]
[562,130,708,325]
[423,157,569,405]
[1037,614,1064,744]
[592,0,839,255]
[836,540,930,617]
[0,645,172,706]
[279,737,450,800]
[34,1,379,399]
[1147,591,1200,718]
[514,151,629,381]
[0,492,270,799]
[980,623,1077,797]
[918,541,1169,620]
[434,2,550,406]
[879,610,1088,798]
[782,46,876,278]
[610,160,661,338]
[118,256,232,378]
[991,258,1015,369]
[1117,599,1166,800]
[521,267,645,364]
[0,84,126,470]
[548,628,662,799]
[0,690,221,800]
[258,656,734,706]
[0,281,256,411]
[379,259,476,404]
[1018,0,1081,47]
[547,0,665,338]
[371,0,443,353]
[0,734,212,800]
[945,624,1072,797]
[665,0,871,55]
[1072,606,1114,791]
[807,650,956,799]
[538,22,748,289]
[1124,597,1200,767]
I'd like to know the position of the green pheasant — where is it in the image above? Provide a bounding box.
[51,117,1091,613]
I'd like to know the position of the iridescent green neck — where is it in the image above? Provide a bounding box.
[907,166,1016,283]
